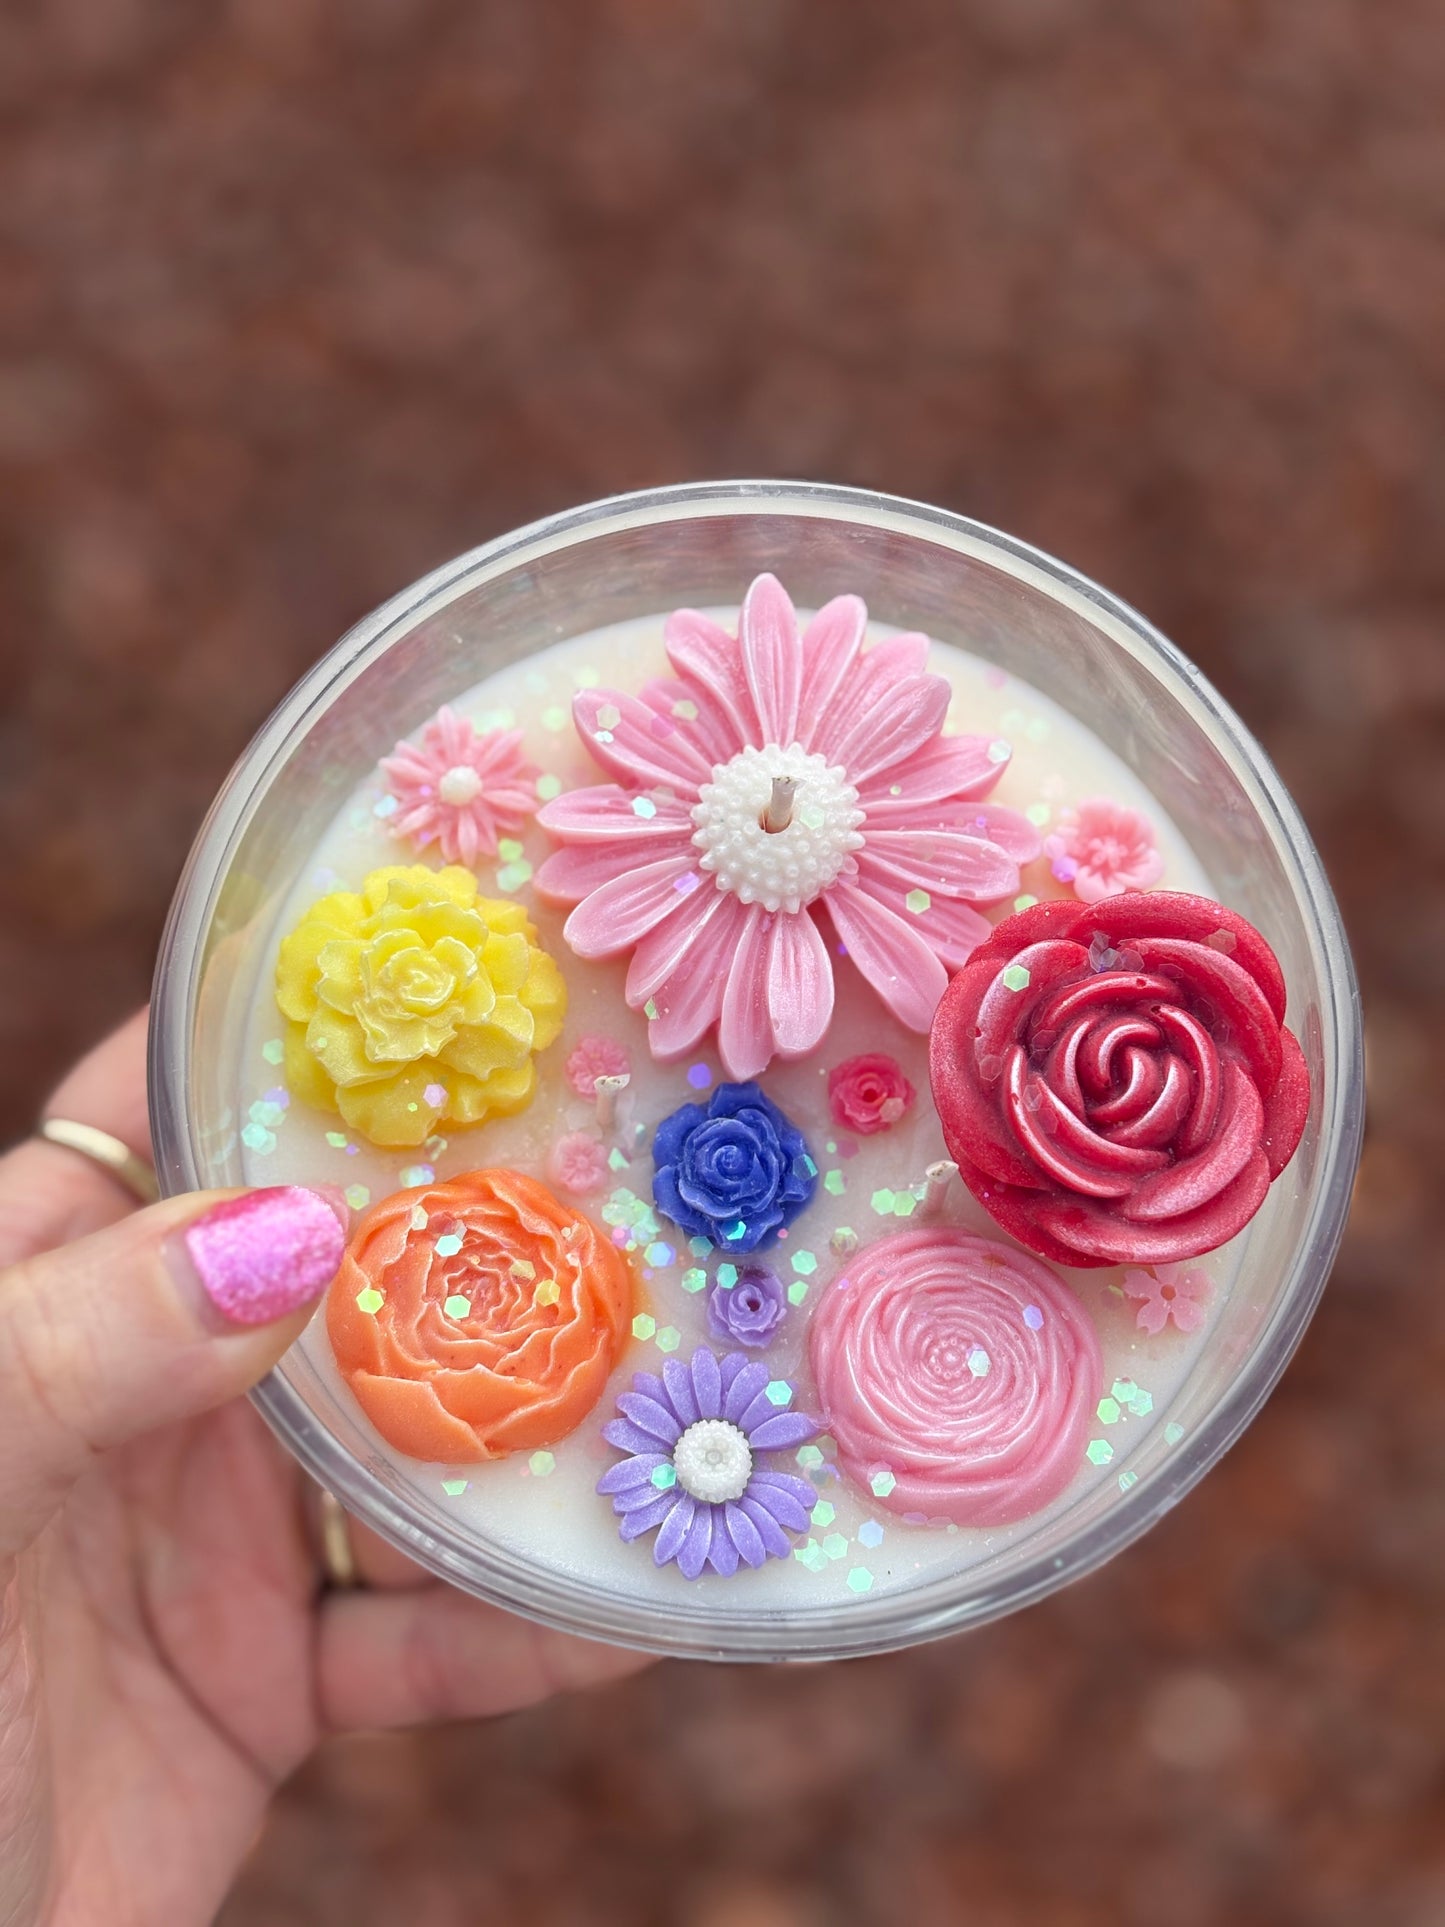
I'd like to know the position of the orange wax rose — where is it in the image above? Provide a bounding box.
[328,1169,635,1463]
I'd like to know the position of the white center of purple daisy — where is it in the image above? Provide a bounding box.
[690,744,864,915]
[437,764,483,807]
[671,1418,754,1504]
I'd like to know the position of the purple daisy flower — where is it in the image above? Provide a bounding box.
[597,1347,818,1580]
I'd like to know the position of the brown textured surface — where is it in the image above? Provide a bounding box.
[2,3,1442,1922]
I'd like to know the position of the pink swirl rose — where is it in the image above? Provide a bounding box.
[809,1228,1102,1526]
[826,1053,916,1136]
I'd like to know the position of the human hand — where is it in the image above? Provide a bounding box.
[0,1012,645,1927]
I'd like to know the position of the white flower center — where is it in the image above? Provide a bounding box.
[671,1418,753,1504]
[438,764,483,806]
[691,744,864,914]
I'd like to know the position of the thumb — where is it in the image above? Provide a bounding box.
[0,1185,347,1555]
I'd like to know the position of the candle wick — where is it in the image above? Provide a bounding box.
[761,776,796,834]
[921,1160,958,1221]
[594,1073,630,1135]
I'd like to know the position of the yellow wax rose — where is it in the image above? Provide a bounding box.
[275,865,566,1148]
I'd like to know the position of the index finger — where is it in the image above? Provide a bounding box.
[0,1009,154,1263]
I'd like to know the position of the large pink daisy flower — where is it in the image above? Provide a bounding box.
[534,574,1040,1079]
[379,705,541,867]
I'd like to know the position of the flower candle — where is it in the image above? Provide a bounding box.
[156,484,1356,1658]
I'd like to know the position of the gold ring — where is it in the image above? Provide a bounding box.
[315,1486,361,1590]
[37,1117,159,1206]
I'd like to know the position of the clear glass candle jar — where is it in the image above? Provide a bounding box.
[149,481,1363,1661]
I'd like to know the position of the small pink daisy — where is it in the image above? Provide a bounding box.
[1044,797,1164,904]
[564,1034,631,1099]
[379,705,541,867]
[547,1130,612,1196]
[534,574,1040,1079]
[1121,1264,1213,1336]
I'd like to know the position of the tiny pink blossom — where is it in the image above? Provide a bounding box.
[1044,798,1164,904]
[564,1034,631,1099]
[547,1130,612,1196]
[827,1053,915,1136]
[534,573,1043,1079]
[379,705,541,867]
[1121,1264,1213,1336]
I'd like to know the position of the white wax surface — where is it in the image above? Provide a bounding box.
[238,615,1239,1616]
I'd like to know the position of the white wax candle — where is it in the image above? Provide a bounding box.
[236,613,1262,1613]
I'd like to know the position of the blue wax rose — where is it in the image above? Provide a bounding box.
[652,1082,817,1253]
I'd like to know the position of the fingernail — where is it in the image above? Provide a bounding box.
[173,1187,348,1328]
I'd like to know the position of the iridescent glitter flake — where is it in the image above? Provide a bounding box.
[1085,1439,1115,1466]
[241,1090,289,1155]
[857,1519,885,1549]
[1111,1377,1154,1418]
[441,1478,468,1497]
[529,1451,556,1477]
[846,1568,875,1593]
[602,1186,662,1255]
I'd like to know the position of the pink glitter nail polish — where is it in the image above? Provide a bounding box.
[180,1187,346,1327]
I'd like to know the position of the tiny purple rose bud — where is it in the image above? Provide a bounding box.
[707,1264,787,1350]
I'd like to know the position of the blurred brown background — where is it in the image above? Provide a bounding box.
[2,2,1443,1922]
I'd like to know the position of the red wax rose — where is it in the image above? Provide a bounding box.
[827,1053,916,1135]
[928,893,1311,1267]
